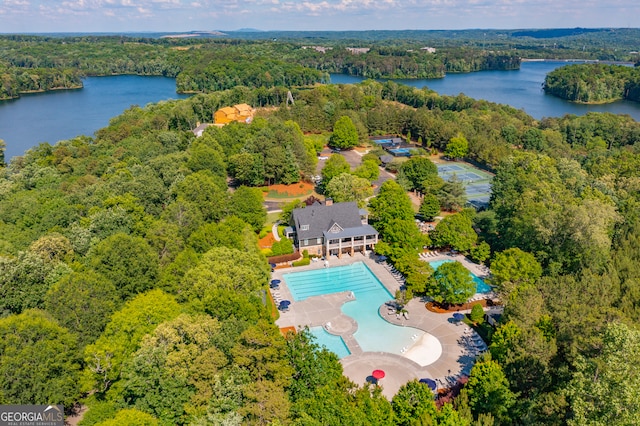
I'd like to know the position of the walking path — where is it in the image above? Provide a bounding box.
[273,252,495,399]
[271,222,281,241]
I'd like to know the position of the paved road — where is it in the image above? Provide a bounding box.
[264,201,283,212]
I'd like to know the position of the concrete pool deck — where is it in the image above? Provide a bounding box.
[273,252,496,399]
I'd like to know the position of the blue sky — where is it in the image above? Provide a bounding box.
[0,0,637,33]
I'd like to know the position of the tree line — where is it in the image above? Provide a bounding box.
[544,63,640,103]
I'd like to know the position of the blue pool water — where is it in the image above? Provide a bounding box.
[283,262,423,355]
[428,259,492,293]
[308,326,351,359]
[388,148,412,157]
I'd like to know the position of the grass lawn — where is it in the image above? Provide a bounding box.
[266,211,280,225]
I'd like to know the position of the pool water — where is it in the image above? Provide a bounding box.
[428,259,492,293]
[283,262,423,355]
[283,263,381,301]
[388,148,412,157]
[308,326,351,359]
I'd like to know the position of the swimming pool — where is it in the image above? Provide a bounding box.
[388,148,412,157]
[428,259,492,294]
[283,262,425,356]
[308,326,351,359]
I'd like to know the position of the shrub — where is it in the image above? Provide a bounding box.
[271,238,294,256]
[302,250,309,258]
[470,304,485,324]
[292,258,311,267]
[259,228,270,239]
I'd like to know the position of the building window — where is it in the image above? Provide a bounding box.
[300,225,309,231]
[304,239,308,246]
[316,238,321,244]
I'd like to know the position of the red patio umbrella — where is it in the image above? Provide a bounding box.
[372,369,386,380]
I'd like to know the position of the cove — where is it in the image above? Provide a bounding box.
[0,75,190,161]
[330,61,640,122]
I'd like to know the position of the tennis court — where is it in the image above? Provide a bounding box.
[435,161,493,208]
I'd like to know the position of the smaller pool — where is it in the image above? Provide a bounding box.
[373,139,394,144]
[429,259,492,294]
[308,326,351,359]
[388,148,412,157]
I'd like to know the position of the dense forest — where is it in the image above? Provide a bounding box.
[2,63,640,424]
[544,63,640,103]
[3,28,639,100]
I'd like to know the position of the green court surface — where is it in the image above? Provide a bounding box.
[436,161,493,208]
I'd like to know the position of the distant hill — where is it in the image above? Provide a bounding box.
[234,28,263,33]
[160,30,226,39]
[512,28,606,38]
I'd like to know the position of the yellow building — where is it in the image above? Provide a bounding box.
[214,104,254,125]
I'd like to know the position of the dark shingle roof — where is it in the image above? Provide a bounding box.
[292,202,367,241]
[323,224,378,239]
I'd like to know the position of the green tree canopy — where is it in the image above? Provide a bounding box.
[438,174,467,212]
[94,408,159,426]
[399,157,438,192]
[321,154,350,188]
[188,216,259,255]
[324,172,373,208]
[444,134,469,160]
[0,251,63,315]
[391,379,438,426]
[186,136,227,178]
[368,180,415,236]
[431,213,478,253]
[175,170,229,222]
[87,232,159,300]
[566,322,640,426]
[181,246,270,322]
[354,158,380,182]
[329,116,359,149]
[0,309,81,407]
[229,186,267,232]
[466,358,516,424]
[432,261,476,305]
[490,248,542,294]
[44,270,118,348]
[82,289,182,394]
[419,193,440,220]
[119,314,225,424]
[228,152,265,186]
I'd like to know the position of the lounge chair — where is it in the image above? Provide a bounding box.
[403,311,410,320]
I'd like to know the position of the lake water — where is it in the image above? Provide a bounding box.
[330,61,640,122]
[2,62,640,161]
[0,76,189,161]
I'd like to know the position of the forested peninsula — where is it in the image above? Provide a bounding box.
[544,63,640,103]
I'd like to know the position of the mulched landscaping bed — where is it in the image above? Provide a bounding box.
[265,182,314,198]
[425,298,501,313]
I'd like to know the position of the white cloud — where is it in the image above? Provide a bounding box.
[0,0,637,32]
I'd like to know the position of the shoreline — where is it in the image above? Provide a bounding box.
[522,58,635,65]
